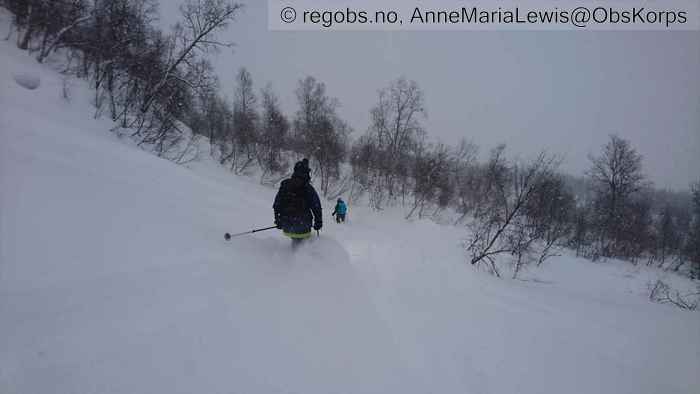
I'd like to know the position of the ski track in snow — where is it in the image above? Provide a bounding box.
[1,9,699,394]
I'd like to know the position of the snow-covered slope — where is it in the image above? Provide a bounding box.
[1,15,699,394]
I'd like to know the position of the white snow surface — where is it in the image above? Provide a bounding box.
[12,72,40,90]
[1,12,699,394]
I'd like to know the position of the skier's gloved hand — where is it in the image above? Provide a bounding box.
[313,221,322,231]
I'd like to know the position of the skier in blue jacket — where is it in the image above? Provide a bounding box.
[332,198,347,223]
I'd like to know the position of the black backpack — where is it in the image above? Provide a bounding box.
[278,177,308,217]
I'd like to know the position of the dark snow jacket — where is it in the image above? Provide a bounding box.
[273,172,322,236]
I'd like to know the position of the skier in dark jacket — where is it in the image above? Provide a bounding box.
[273,159,322,245]
[332,198,347,223]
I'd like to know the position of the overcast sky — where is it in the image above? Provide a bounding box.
[159,1,699,190]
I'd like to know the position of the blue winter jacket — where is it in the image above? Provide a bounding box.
[334,201,347,215]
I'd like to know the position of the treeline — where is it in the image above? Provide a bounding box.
[4,1,698,279]
[349,77,699,279]
[184,69,700,280]
[186,66,700,280]
[189,71,350,197]
[4,0,241,159]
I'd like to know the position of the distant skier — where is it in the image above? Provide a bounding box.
[273,158,322,247]
[332,198,347,223]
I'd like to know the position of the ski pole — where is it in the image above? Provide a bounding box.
[224,225,278,240]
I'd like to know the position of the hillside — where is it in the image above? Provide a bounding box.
[1,19,699,394]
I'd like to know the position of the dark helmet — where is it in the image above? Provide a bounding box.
[294,158,309,171]
[293,158,311,181]
[337,198,342,203]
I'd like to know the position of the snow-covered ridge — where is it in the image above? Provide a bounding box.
[1,10,699,394]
